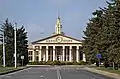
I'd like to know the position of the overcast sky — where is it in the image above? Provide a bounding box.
[0,0,107,43]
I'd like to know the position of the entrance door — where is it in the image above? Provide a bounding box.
[56,46,62,61]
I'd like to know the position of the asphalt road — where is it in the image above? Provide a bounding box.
[0,66,114,79]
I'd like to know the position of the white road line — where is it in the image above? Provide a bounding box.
[0,75,12,78]
[40,75,44,78]
[57,69,62,79]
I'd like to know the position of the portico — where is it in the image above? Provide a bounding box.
[31,45,82,62]
[28,16,86,62]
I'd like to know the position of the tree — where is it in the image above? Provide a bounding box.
[83,10,104,64]
[16,26,28,65]
[83,0,120,68]
[0,19,14,66]
[104,0,120,64]
[0,19,28,66]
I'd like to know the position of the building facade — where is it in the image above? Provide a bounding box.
[28,17,86,62]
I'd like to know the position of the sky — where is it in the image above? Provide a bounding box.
[0,0,107,43]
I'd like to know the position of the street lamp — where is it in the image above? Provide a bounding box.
[0,24,5,67]
[3,28,5,67]
[14,23,17,68]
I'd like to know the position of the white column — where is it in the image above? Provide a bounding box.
[76,46,79,62]
[66,47,68,61]
[69,46,72,62]
[62,46,65,61]
[43,52,45,61]
[83,53,86,62]
[33,51,35,62]
[39,46,41,61]
[53,46,55,61]
[46,46,48,61]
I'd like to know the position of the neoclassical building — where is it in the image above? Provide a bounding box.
[28,17,86,62]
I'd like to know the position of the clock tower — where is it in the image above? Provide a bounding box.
[55,16,63,34]
[28,16,85,63]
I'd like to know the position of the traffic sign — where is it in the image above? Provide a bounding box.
[21,56,24,59]
[96,54,102,59]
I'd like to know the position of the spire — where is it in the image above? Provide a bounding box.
[55,15,62,34]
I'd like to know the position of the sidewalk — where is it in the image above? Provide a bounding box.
[84,67,120,79]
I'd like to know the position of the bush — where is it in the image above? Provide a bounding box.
[66,62,73,65]
[28,60,87,65]
[72,61,79,65]
[60,61,66,65]
[39,61,46,65]
[28,61,46,65]
[28,62,39,65]
[46,60,53,65]
[78,61,86,65]
[53,60,61,65]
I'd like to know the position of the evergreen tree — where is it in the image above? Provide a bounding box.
[104,0,120,64]
[0,19,28,66]
[83,10,104,64]
[83,0,120,67]
[0,19,14,66]
[16,26,28,65]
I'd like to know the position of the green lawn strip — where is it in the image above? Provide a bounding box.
[0,67,25,74]
[96,67,120,74]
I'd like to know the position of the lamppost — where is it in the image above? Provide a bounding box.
[3,28,5,67]
[0,24,5,67]
[14,23,17,68]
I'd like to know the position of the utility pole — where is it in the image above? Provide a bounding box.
[14,23,17,68]
[3,27,5,67]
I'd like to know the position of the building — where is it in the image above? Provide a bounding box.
[28,16,86,62]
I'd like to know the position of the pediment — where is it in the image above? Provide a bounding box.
[32,34,82,44]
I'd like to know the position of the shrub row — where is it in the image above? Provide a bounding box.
[28,60,87,65]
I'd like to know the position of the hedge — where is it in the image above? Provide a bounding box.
[28,60,87,65]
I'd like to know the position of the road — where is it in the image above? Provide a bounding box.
[0,66,114,79]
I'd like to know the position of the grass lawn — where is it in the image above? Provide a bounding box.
[96,67,120,74]
[0,66,25,74]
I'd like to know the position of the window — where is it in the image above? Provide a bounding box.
[29,51,32,55]
[35,56,39,61]
[35,46,40,49]
[35,51,39,55]
[29,56,32,61]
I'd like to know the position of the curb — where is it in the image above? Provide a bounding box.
[0,67,29,75]
[84,67,120,79]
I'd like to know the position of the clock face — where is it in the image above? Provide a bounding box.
[56,37,63,43]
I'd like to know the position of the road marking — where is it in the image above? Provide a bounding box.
[57,69,62,79]
[40,75,44,78]
[0,75,12,78]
